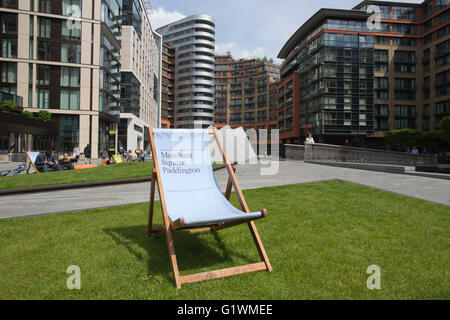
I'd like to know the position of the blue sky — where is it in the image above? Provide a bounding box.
[149,0,423,63]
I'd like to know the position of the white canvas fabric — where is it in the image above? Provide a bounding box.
[209,126,258,164]
[153,129,262,227]
[27,152,40,164]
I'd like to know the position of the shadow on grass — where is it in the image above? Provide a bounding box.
[103,225,254,283]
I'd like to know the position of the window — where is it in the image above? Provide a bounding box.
[391,6,416,20]
[423,48,430,73]
[36,88,49,109]
[0,0,18,9]
[375,77,388,90]
[62,21,81,40]
[0,61,16,83]
[37,41,52,61]
[394,50,416,73]
[392,37,416,47]
[395,78,415,100]
[394,105,416,117]
[60,67,80,87]
[394,105,416,129]
[435,25,450,40]
[38,17,51,38]
[1,13,17,35]
[374,50,388,62]
[60,90,80,110]
[376,104,389,117]
[435,70,450,97]
[61,43,81,63]
[62,0,82,17]
[59,115,79,152]
[423,76,430,99]
[36,65,50,85]
[435,39,450,68]
[394,78,415,90]
[375,36,390,45]
[392,24,416,34]
[1,38,16,57]
[38,0,52,13]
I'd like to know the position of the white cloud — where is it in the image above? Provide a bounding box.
[240,47,266,59]
[216,42,282,64]
[149,6,186,30]
[215,42,237,54]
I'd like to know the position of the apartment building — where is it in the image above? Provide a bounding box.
[214,54,280,136]
[0,0,123,158]
[119,0,161,153]
[277,0,450,146]
[0,0,161,158]
[157,14,216,128]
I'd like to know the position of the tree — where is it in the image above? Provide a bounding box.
[440,116,450,141]
[385,129,424,150]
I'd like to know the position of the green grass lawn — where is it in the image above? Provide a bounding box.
[0,180,448,299]
[0,162,154,190]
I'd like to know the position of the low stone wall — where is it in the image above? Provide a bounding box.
[284,144,305,160]
[10,153,27,163]
[285,143,438,166]
[0,153,9,163]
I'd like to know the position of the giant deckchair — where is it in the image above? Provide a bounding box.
[148,127,272,289]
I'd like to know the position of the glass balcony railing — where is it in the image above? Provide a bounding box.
[0,91,23,107]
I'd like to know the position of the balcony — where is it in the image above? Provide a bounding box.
[0,91,23,108]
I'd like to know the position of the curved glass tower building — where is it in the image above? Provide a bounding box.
[157,15,215,128]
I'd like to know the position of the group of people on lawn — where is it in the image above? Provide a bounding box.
[34,144,91,173]
[34,144,146,173]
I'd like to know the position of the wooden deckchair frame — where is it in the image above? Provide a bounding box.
[25,152,40,174]
[147,127,272,289]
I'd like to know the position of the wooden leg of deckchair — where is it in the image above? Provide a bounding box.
[224,178,233,200]
[150,226,164,237]
[180,262,267,286]
[149,127,182,289]
[248,220,272,272]
[165,226,182,289]
[147,169,156,237]
[26,162,31,174]
[224,166,236,200]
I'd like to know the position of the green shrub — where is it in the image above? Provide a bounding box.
[0,100,17,113]
[22,110,35,118]
[37,110,52,122]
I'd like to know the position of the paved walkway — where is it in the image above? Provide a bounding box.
[1,161,449,219]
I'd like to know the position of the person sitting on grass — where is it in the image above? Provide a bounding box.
[106,155,116,166]
[127,150,135,162]
[59,152,75,170]
[35,151,63,173]
[136,149,145,162]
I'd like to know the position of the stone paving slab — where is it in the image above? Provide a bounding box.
[1,161,449,220]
